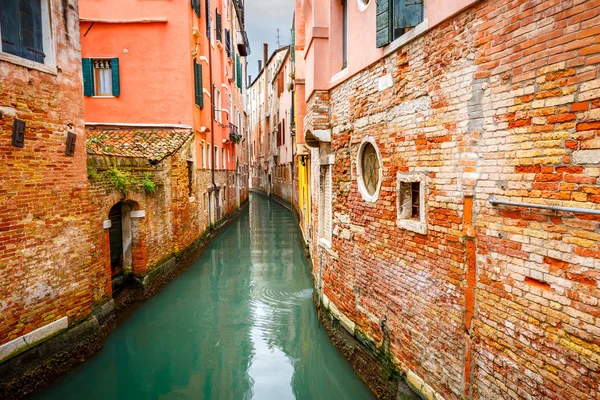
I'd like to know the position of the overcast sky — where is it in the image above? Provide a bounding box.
[244,0,295,81]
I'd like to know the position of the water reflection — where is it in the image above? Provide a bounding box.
[39,194,373,400]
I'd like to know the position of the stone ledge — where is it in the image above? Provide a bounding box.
[0,317,68,364]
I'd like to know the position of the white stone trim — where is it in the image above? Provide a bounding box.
[313,129,332,143]
[103,220,112,229]
[397,172,428,235]
[130,210,146,218]
[0,317,68,363]
[356,136,383,203]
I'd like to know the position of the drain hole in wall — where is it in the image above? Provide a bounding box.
[525,277,550,291]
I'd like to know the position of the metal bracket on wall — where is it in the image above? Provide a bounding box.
[12,119,25,148]
[65,132,76,156]
[488,197,600,216]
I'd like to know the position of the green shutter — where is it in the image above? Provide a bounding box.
[237,59,242,90]
[192,0,200,17]
[195,61,204,109]
[216,10,222,42]
[205,0,211,37]
[234,54,239,84]
[82,58,94,97]
[111,58,120,97]
[395,0,423,30]
[376,0,391,48]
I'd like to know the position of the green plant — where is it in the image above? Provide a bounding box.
[141,173,156,194]
[105,167,131,195]
[87,165,101,180]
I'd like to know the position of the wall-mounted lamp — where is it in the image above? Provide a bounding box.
[191,28,201,57]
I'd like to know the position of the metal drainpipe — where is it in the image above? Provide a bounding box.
[208,17,217,231]
[488,197,600,215]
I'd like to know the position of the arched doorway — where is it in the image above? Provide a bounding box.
[108,201,137,291]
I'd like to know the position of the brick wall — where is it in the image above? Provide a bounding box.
[473,1,600,399]
[0,1,104,345]
[88,141,243,285]
[304,1,600,399]
[272,163,293,204]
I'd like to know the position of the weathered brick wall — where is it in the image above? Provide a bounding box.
[472,1,600,399]
[304,1,600,399]
[88,142,242,286]
[0,1,104,345]
[272,163,293,204]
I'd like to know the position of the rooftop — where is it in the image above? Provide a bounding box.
[86,128,193,164]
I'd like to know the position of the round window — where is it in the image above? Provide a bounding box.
[357,0,371,12]
[357,140,381,202]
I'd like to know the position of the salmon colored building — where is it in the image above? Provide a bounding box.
[79,0,250,215]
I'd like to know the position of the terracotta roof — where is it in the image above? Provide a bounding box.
[86,128,193,163]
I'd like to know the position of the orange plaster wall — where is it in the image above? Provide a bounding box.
[79,0,194,126]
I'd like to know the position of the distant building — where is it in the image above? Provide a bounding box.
[247,45,288,197]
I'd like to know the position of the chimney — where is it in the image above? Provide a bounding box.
[258,60,262,71]
[263,43,269,68]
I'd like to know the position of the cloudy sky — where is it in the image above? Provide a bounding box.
[244,0,295,81]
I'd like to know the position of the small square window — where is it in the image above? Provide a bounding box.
[397,173,427,235]
[94,60,113,96]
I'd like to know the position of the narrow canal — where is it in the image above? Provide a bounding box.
[39,194,373,399]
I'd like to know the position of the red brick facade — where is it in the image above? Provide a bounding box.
[304,1,600,399]
[0,1,105,346]
[87,127,247,293]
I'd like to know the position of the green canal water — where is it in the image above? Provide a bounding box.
[39,194,373,400]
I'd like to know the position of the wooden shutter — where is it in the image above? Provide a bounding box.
[82,58,94,97]
[192,0,201,17]
[205,0,211,37]
[277,122,282,147]
[111,58,121,96]
[376,0,391,48]
[236,57,242,90]
[216,10,222,42]
[20,0,44,63]
[0,0,44,63]
[0,0,20,58]
[194,61,204,109]
[394,0,424,30]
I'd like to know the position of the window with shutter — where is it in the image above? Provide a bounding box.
[206,0,211,38]
[393,0,424,39]
[1,0,45,64]
[192,0,201,17]
[376,0,424,48]
[194,60,204,108]
[87,59,117,96]
[216,10,222,43]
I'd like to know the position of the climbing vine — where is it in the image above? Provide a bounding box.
[141,173,156,194]
[105,167,132,195]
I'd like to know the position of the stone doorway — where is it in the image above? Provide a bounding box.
[108,201,137,291]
